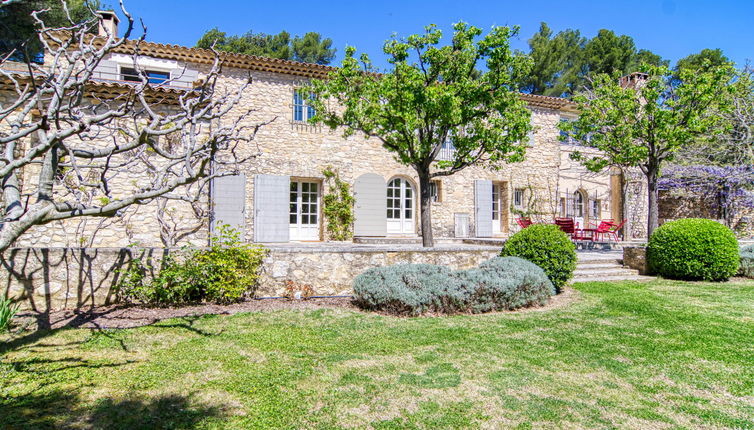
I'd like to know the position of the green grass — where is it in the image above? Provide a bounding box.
[1,279,753,429]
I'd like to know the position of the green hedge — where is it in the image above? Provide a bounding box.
[352,257,554,316]
[740,244,754,278]
[647,218,739,281]
[499,224,576,293]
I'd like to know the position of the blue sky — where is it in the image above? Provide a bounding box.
[114,0,753,69]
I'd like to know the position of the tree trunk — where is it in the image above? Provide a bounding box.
[417,169,434,247]
[646,166,660,237]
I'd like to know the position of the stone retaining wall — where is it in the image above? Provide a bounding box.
[1,246,500,312]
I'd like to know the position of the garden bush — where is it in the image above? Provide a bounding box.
[461,257,555,313]
[353,264,464,315]
[352,257,555,316]
[739,244,754,278]
[117,225,266,305]
[499,224,576,292]
[647,218,739,281]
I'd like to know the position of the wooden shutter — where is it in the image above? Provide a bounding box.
[475,180,493,238]
[211,174,247,237]
[93,59,119,81]
[170,67,199,89]
[354,173,387,237]
[253,174,290,242]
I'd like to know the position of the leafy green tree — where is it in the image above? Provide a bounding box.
[0,0,100,61]
[292,32,335,65]
[196,27,335,64]
[676,48,732,73]
[561,64,735,236]
[517,22,584,97]
[518,24,666,97]
[309,23,533,247]
[196,28,292,59]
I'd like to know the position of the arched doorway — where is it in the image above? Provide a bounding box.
[387,177,415,234]
[573,189,586,228]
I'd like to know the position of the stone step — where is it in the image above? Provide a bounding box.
[573,274,654,283]
[577,262,623,270]
[573,269,640,278]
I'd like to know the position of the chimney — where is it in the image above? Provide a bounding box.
[97,10,119,38]
[619,72,649,89]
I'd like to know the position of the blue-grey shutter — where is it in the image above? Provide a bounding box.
[93,59,119,81]
[170,67,199,89]
[475,180,493,238]
[211,174,246,236]
[354,173,387,237]
[253,174,290,242]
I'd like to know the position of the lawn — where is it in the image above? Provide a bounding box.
[1,279,753,429]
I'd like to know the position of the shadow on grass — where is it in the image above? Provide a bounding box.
[0,388,224,430]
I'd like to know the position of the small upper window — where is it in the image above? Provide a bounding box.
[429,180,442,203]
[513,188,525,210]
[590,199,601,219]
[121,67,170,85]
[293,89,316,122]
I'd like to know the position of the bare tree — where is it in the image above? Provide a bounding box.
[0,1,269,252]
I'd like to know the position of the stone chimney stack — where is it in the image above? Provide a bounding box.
[97,10,119,38]
[619,72,649,89]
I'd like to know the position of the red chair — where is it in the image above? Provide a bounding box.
[555,218,588,240]
[516,217,533,229]
[600,219,626,242]
[589,220,614,242]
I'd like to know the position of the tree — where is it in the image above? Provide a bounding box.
[196,27,335,65]
[292,32,335,65]
[0,0,100,61]
[516,22,583,97]
[309,23,533,247]
[0,2,269,251]
[675,48,731,74]
[517,24,666,97]
[561,64,734,236]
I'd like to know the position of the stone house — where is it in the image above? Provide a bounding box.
[5,14,648,249]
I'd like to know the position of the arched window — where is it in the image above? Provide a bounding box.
[573,191,584,218]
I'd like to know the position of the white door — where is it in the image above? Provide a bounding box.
[289,181,320,241]
[386,178,415,235]
[492,184,502,235]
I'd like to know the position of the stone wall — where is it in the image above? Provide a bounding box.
[659,190,754,238]
[1,245,500,311]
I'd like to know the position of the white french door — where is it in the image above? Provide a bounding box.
[492,184,502,235]
[289,181,320,241]
[386,178,415,235]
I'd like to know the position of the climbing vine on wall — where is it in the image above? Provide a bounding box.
[322,167,355,241]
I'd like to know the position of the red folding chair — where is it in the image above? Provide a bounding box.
[555,217,588,240]
[601,219,626,242]
[516,217,533,229]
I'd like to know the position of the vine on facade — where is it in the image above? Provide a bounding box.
[322,167,355,241]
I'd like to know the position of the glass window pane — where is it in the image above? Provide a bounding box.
[310,214,317,224]
[290,214,297,224]
[387,209,393,218]
[301,215,308,224]
[310,183,317,192]
[405,209,411,218]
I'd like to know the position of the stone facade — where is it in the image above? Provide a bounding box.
[8,58,629,247]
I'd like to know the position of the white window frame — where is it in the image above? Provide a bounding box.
[513,188,525,210]
[293,89,316,123]
[429,180,442,203]
[117,61,172,85]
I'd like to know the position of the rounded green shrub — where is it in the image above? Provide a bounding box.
[499,224,576,292]
[739,244,754,278]
[647,218,739,281]
[352,257,555,316]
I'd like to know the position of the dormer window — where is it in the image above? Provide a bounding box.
[120,67,170,85]
[293,89,316,122]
